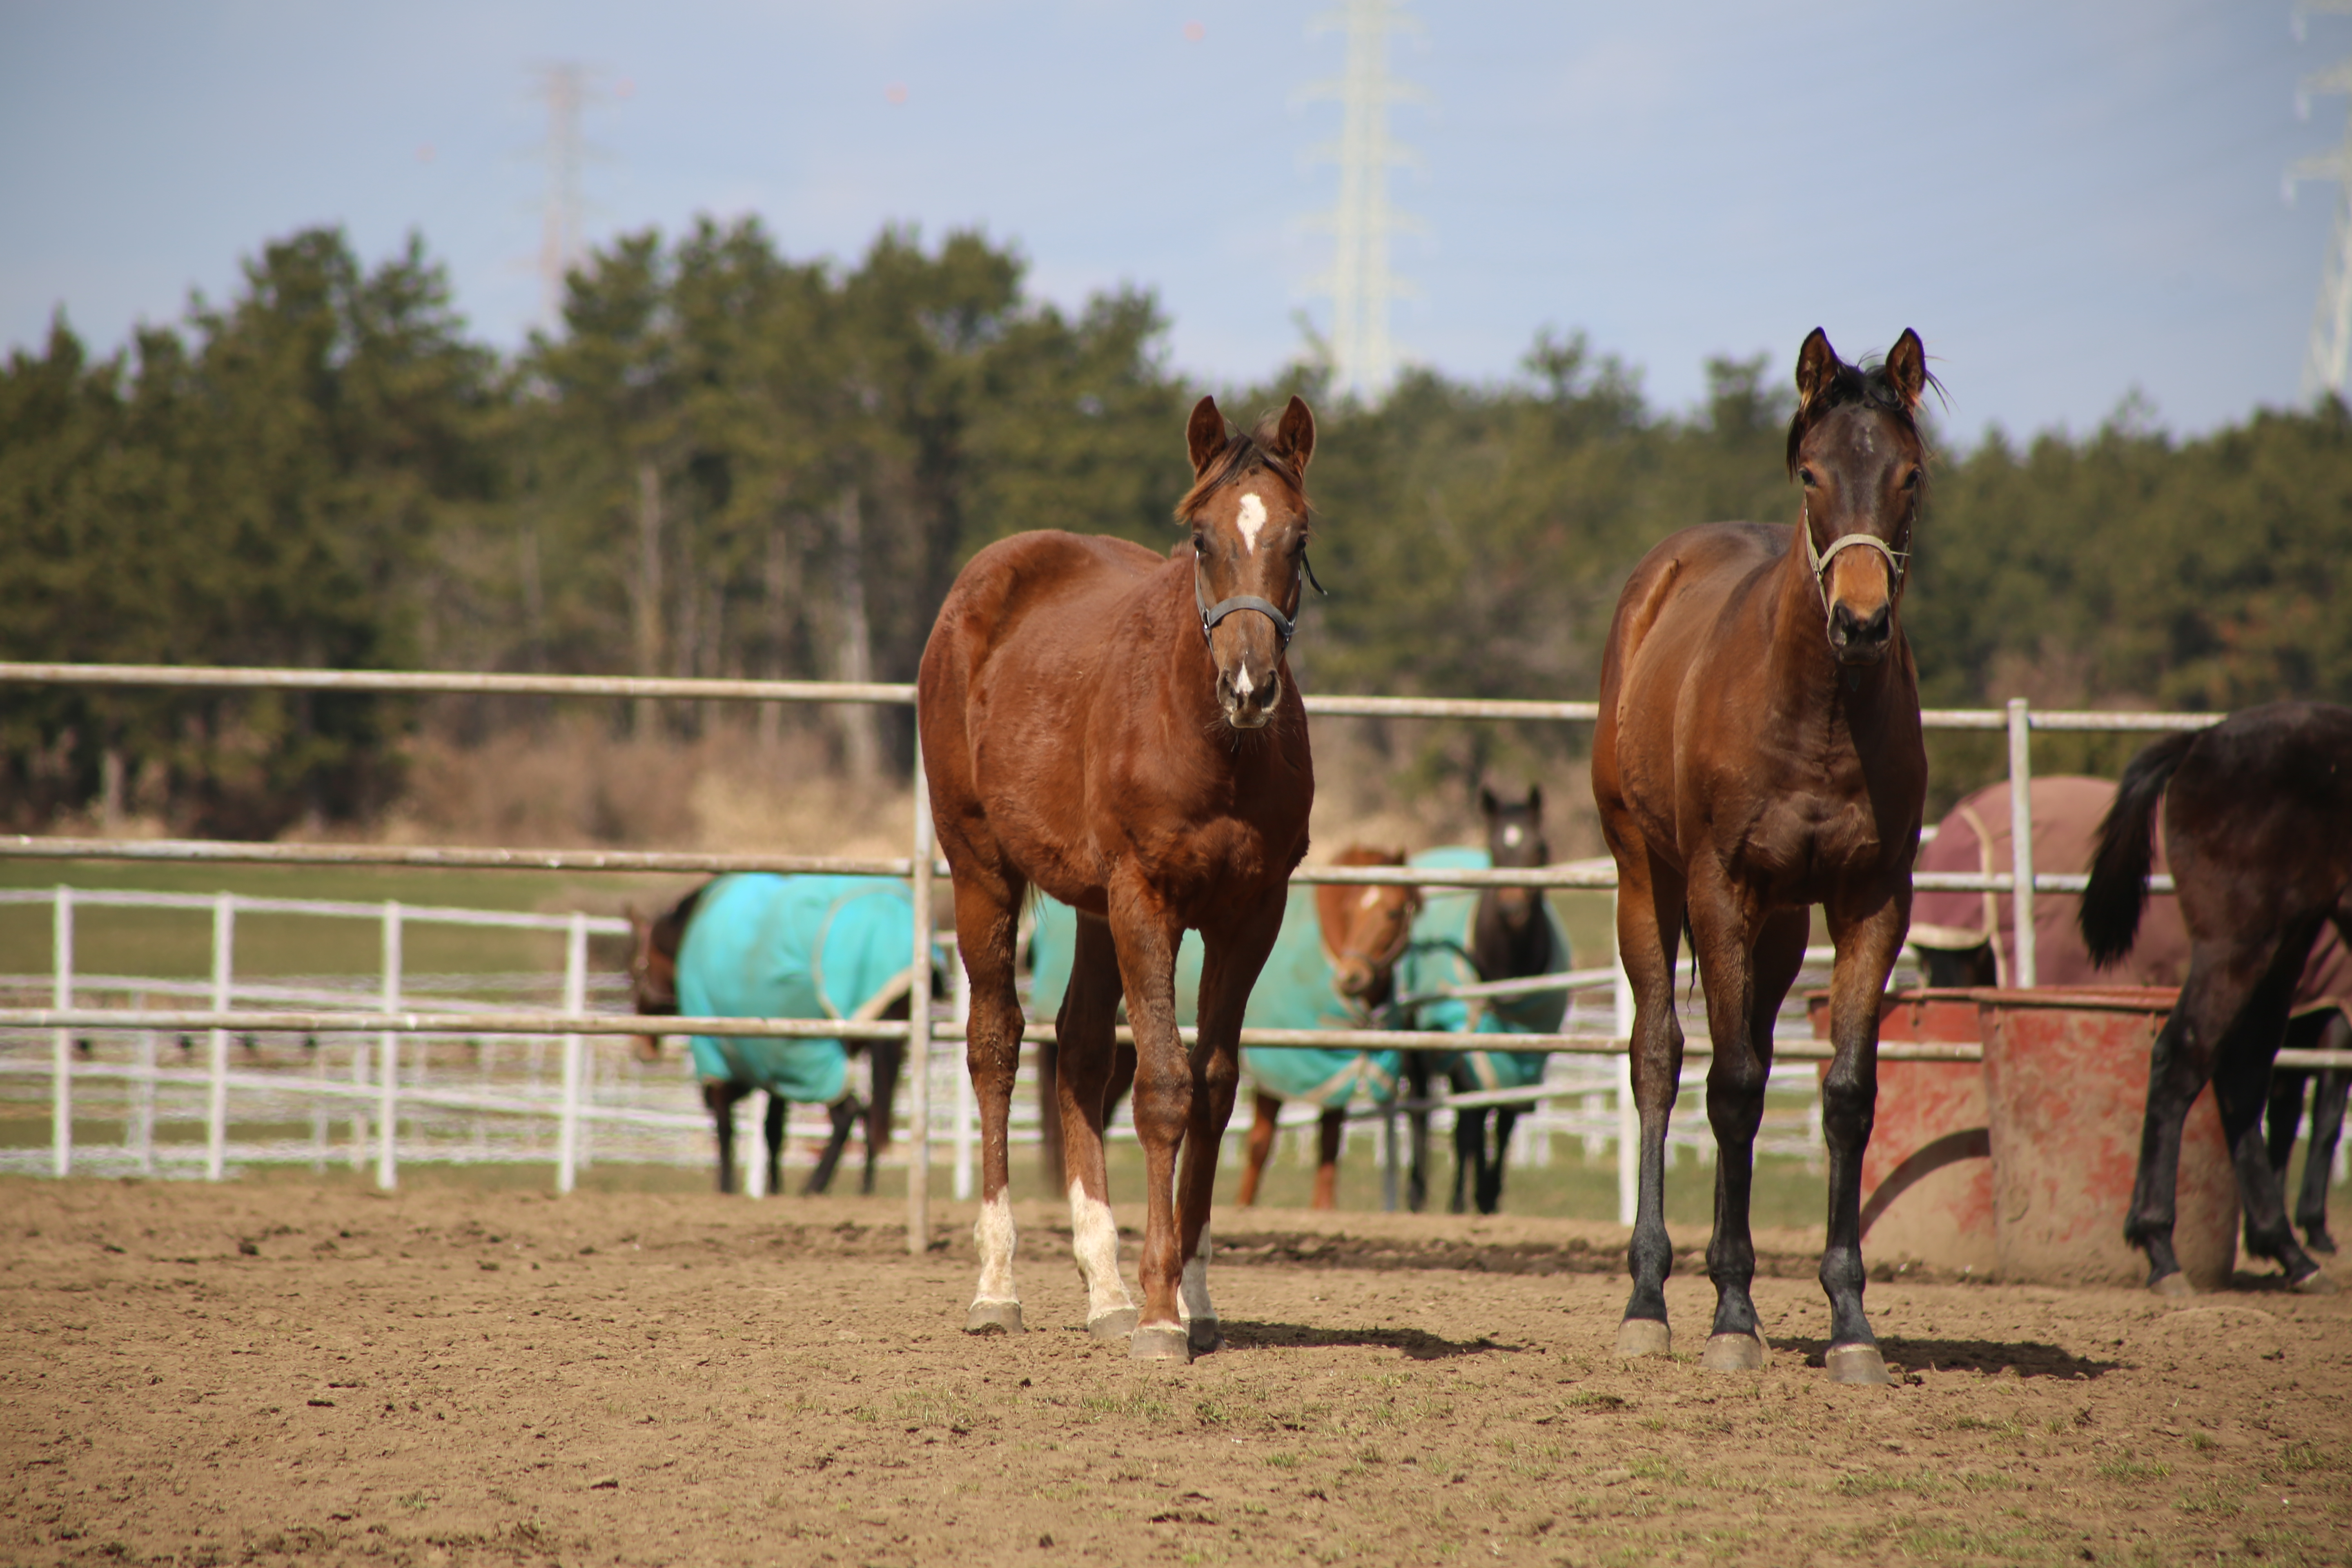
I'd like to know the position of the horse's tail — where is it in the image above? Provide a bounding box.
[2081,730,2199,969]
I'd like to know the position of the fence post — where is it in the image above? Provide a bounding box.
[906,741,935,1256]
[2007,698,2037,989]
[349,1043,368,1170]
[557,912,586,1194]
[51,886,73,1178]
[133,1023,156,1176]
[952,953,973,1202]
[1613,890,1638,1228]
[206,893,233,1180]
[376,902,401,1191]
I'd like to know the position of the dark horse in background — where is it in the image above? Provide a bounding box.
[920,394,1317,1361]
[2080,701,2352,1294]
[1400,785,1569,1216]
[628,878,907,1197]
[1593,327,1933,1384]
[1912,774,2349,1255]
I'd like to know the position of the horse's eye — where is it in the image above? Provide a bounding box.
[1799,466,1819,487]
[1901,468,1921,490]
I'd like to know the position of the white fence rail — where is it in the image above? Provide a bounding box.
[0,659,2293,1236]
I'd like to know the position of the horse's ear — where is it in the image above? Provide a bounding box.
[1794,327,1838,413]
[1526,782,1543,817]
[1186,395,1227,477]
[1479,784,1499,818]
[1884,329,1928,412]
[1269,394,1316,472]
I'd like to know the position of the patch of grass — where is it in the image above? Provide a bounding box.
[1951,1412,2025,1438]
[2280,1440,2332,1474]
[1076,1388,1170,1422]
[1955,1470,2019,1494]
[1629,1456,1689,1486]
[1264,1452,1299,1471]
[2094,1452,2171,1482]
[2171,1479,2246,1519]
[1566,1390,1630,1411]
[1835,1469,1940,1499]
[891,1387,983,1432]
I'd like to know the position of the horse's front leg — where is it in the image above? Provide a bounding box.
[2129,939,2271,1293]
[1172,885,1285,1358]
[762,1092,786,1196]
[1107,880,1198,1360]
[1237,1089,1281,1207]
[1056,913,1141,1339]
[1613,849,1688,1357]
[1312,1107,1344,1210]
[951,874,1030,1334]
[1817,886,1908,1383]
[1479,1102,1522,1216]
[2301,1027,2350,1253]
[1692,889,1804,1372]
[704,1080,746,1195]
[1403,1051,1432,1213]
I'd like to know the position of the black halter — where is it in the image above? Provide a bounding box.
[1193,548,1326,650]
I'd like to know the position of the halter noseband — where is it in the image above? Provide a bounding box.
[1193,546,1326,650]
[1801,503,1909,617]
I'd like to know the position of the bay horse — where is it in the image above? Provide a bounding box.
[627,875,911,1196]
[2079,700,2352,1294]
[1398,786,1571,1215]
[1233,846,1420,1211]
[918,394,1317,1361]
[1592,328,1933,1383]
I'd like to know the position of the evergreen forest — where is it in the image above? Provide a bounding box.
[7,220,2351,837]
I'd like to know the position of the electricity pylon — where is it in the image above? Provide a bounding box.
[2290,4,2352,400]
[531,63,590,327]
[1302,0,1426,401]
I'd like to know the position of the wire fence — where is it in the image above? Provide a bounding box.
[8,661,2340,1236]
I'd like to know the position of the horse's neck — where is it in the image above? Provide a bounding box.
[1472,895,1552,980]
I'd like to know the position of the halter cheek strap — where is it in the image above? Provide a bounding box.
[1193,548,1326,649]
[1801,503,1909,617]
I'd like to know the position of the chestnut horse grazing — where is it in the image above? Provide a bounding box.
[1592,328,1933,1384]
[2079,701,2352,1295]
[919,395,1318,1361]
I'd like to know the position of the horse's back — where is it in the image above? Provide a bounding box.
[1602,521,1785,691]
[2169,700,2352,933]
[928,530,1167,673]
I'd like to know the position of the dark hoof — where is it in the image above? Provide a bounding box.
[1086,1307,1140,1342]
[1615,1318,1671,1359]
[964,1300,1025,1335]
[1129,1323,1192,1363]
[2291,1267,2339,1296]
[1702,1332,1766,1372]
[1825,1344,1892,1385]
[1186,1318,1225,1356]
[2149,1272,2196,1299]
[2306,1231,2338,1256]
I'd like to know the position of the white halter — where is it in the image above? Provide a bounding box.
[1801,503,1908,617]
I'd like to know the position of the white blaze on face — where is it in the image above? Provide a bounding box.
[1502,824,1524,849]
[1179,1223,1216,1327]
[1358,888,1383,911]
[973,1190,1019,1307]
[1236,491,1268,555]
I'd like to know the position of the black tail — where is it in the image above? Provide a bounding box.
[2080,730,2199,968]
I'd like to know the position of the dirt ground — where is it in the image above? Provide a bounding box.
[4,1176,2348,1568]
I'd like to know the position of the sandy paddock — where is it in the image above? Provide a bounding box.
[4,1176,2348,1566]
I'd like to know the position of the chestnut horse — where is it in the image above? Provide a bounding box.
[2080,701,2352,1294]
[1592,328,1933,1384]
[918,395,1317,1361]
[1234,846,1421,1211]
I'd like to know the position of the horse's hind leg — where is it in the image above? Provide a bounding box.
[1237,1089,1281,1207]
[762,1093,786,1197]
[704,1081,746,1194]
[1612,849,1688,1358]
[951,875,1029,1334]
[2129,941,2270,1291]
[1814,891,1904,1383]
[1056,913,1140,1341]
[2206,961,2325,1287]
[1477,1104,1521,1216]
[1312,1107,1343,1210]
[805,1095,860,1196]
[1448,1097,1483,1216]
[2301,1049,2348,1253]
[1403,1052,1432,1213]
[862,1037,903,1197]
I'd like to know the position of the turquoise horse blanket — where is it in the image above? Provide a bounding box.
[1027,886,1400,1109]
[1393,846,1572,1094]
[675,873,920,1105]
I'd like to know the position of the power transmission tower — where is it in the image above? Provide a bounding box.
[2290,4,2352,401]
[531,63,590,327]
[1303,0,1426,401]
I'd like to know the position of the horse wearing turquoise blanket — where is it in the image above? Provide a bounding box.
[628,874,918,1196]
[1395,786,1572,1214]
[1029,845,1420,1210]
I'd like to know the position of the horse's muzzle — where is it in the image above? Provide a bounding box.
[1217,667,1281,730]
[1829,600,1892,666]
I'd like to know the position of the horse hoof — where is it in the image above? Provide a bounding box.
[1129,1324,1192,1363]
[1702,1332,1766,1372]
[2149,1272,2196,1299]
[964,1301,1025,1335]
[1186,1319,1225,1357]
[1615,1319,1672,1359]
[1087,1307,1140,1342]
[2307,1232,2338,1256]
[1825,1344,1892,1385]
[2291,1268,2339,1296]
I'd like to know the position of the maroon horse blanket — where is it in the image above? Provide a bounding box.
[1911,775,2350,1016]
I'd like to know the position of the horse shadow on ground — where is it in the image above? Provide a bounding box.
[1217,1321,1522,1361]
[1775,1335,2122,1379]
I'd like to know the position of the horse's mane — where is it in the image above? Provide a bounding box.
[1174,411,1312,524]
[649,882,707,964]
[1784,354,1945,479]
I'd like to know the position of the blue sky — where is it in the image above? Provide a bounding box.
[0,0,2340,441]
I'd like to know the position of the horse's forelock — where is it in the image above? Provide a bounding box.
[1173,418,1312,526]
[1784,359,1933,479]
